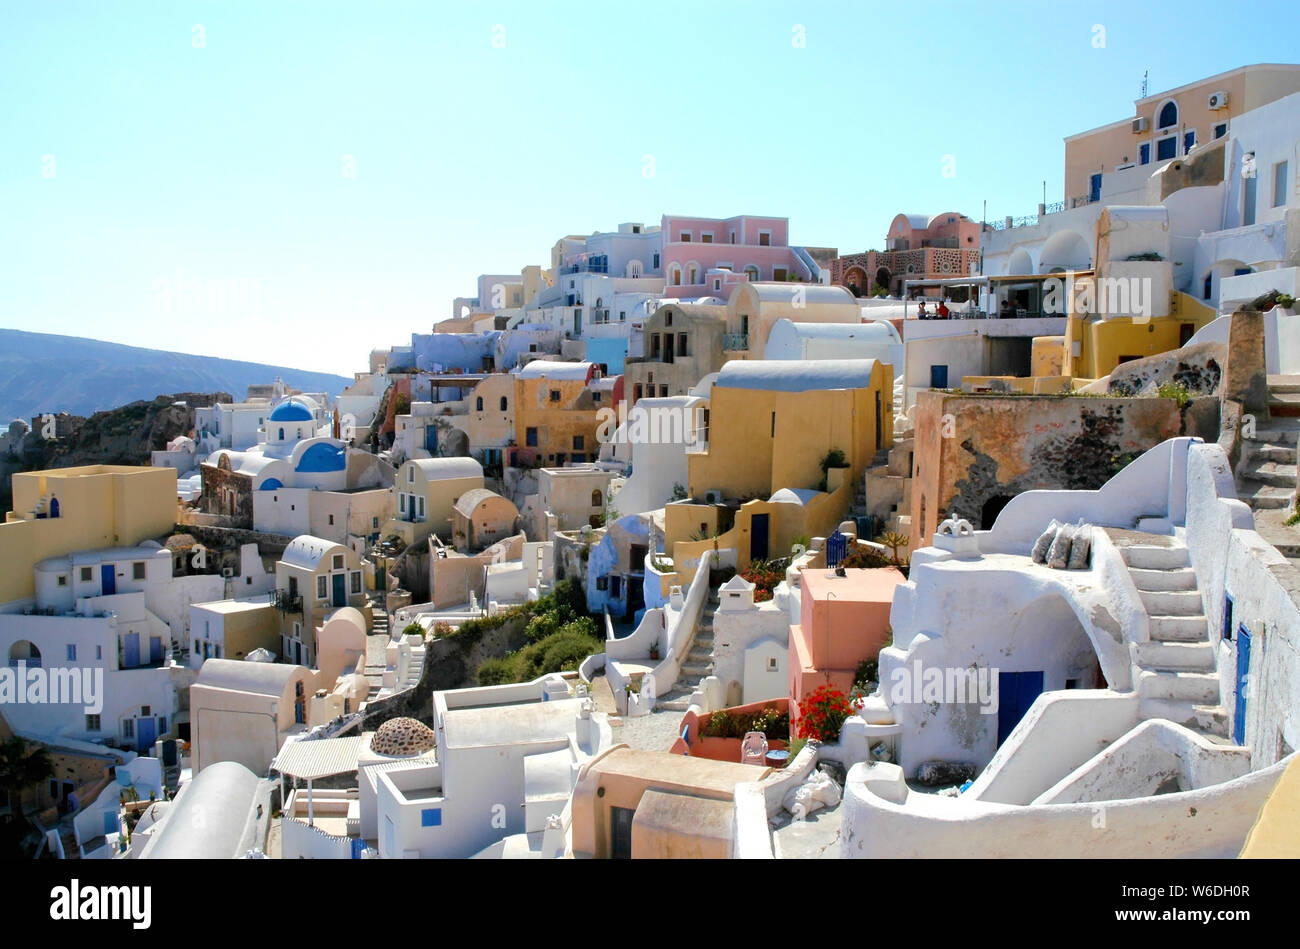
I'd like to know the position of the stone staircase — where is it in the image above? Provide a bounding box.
[657,592,720,712]
[1110,530,1227,739]
[865,436,913,538]
[1234,381,1300,570]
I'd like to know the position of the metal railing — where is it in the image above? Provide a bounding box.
[722,332,749,351]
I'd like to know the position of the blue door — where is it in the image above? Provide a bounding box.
[1089,173,1102,203]
[148,636,164,664]
[123,632,140,668]
[101,564,116,596]
[997,671,1044,745]
[350,837,366,859]
[332,573,347,607]
[136,716,156,753]
[1233,626,1251,745]
[424,426,437,452]
[749,514,770,561]
[930,365,948,388]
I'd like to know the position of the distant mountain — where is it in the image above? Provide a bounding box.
[0,328,353,421]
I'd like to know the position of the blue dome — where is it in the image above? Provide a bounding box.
[270,399,314,423]
[296,442,346,473]
[258,478,283,491]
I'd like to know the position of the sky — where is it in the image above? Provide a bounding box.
[2,0,1298,376]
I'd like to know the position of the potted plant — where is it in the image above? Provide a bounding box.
[649,642,660,661]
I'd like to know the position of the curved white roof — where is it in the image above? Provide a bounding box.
[769,319,901,345]
[142,760,262,859]
[898,213,929,230]
[715,359,880,393]
[281,535,346,571]
[769,487,819,506]
[211,449,280,477]
[196,657,306,696]
[516,360,592,380]
[409,456,483,480]
[739,283,856,306]
[454,487,509,517]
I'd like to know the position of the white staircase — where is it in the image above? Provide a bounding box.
[1234,403,1300,571]
[1112,531,1227,739]
[657,591,719,712]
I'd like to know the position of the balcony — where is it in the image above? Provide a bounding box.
[272,589,303,613]
[722,332,749,351]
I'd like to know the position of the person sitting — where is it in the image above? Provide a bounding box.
[916,300,928,319]
[937,299,950,319]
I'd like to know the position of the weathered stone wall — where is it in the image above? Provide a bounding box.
[198,463,253,527]
[910,392,1211,548]
[1106,341,1225,397]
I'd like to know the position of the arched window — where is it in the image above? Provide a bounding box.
[476,397,483,411]
[499,396,508,411]
[278,427,285,440]
[687,263,700,284]
[668,263,682,286]
[9,641,41,668]
[1157,100,1178,129]
[744,265,759,282]
[591,490,603,507]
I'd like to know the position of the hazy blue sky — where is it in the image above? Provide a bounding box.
[3,1,1298,375]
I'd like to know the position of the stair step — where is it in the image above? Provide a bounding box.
[1119,544,1190,570]
[1139,589,1204,616]
[1148,613,1210,642]
[1134,640,1216,671]
[1238,480,1294,509]
[1240,461,1298,488]
[1139,699,1228,737]
[1247,442,1298,464]
[680,663,712,677]
[1127,566,1197,592]
[1268,374,1300,394]
[1137,669,1220,703]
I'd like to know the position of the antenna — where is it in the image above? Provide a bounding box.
[1140,70,1148,99]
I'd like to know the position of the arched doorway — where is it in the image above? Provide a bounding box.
[1039,230,1091,273]
[8,641,41,667]
[980,495,1014,529]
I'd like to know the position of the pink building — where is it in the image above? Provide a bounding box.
[789,567,906,726]
[660,215,813,298]
[832,211,984,299]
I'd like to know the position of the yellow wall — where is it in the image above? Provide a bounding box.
[1,465,177,604]
[513,376,603,464]
[455,374,515,451]
[1064,314,1209,379]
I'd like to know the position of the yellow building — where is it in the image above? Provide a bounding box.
[385,456,485,547]
[725,282,862,360]
[1063,64,1300,205]
[455,373,515,471]
[512,360,605,466]
[1,465,177,604]
[274,535,371,666]
[667,359,893,580]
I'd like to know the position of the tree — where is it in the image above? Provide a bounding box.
[0,737,55,829]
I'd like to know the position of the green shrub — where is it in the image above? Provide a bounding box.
[1156,381,1192,408]
[402,622,424,638]
[476,657,516,686]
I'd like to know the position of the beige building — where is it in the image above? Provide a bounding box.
[1064,64,1300,206]
[189,599,281,668]
[452,489,521,553]
[624,302,726,405]
[274,535,371,667]
[386,456,485,547]
[1,465,177,605]
[455,374,515,472]
[725,282,863,360]
[190,659,318,775]
[528,466,618,539]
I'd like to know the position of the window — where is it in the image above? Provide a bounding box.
[195,638,201,654]
[713,279,721,291]
[1156,136,1177,161]
[659,385,668,398]
[773,267,787,281]
[767,657,778,671]
[1139,143,1151,165]
[1274,161,1289,208]
[332,555,343,570]
[1214,122,1227,139]
[680,231,691,242]
[132,562,146,580]
[400,494,407,513]
[476,396,483,411]
[80,567,92,583]
[701,233,713,243]
[550,389,561,402]
[408,467,414,483]
[758,231,771,246]
[421,807,442,827]
[328,514,334,526]
[122,719,134,739]
[417,496,425,518]
[57,575,67,587]
[95,645,101,660]
[619,311,626,322]
[596,576,608,591]
[351,572,362,594]
[729,230,736,243]
[1184,130,1196,154]
[678,333,688,357]
[744,265,759,282]
[573,435,584,450]
[66,644,76,661]
[158,716,167,733]
[317,576,328,599]
[499,396,508,411]
[591,490,603,507]
[85,714,101,732]
[526,427,538,447]
[1157,100,1178,129]
[372,517,379,529]
[664,312,673,327]
[652,252,659,269]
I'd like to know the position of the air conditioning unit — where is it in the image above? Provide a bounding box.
[221,566,234,578]
[704,489,722,504]
[1208,91,1229,110]
[1131,117,1149,133]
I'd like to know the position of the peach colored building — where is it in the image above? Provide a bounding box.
[832,212,983,299]
[789,567,905,725]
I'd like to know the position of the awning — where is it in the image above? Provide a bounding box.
[270,735,367,780]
